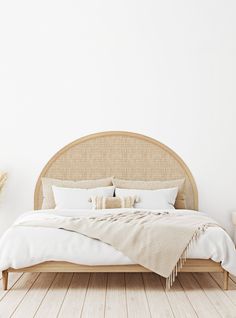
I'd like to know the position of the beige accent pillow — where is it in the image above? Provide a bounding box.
[112,178,186,209]
[91,196,138,209]
[42,177,113,209]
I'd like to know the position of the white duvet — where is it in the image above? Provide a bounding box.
[0,208,236,275]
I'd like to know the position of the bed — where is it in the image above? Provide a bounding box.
[1,131,235,290]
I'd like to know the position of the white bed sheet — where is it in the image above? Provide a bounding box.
[0,209,236,275]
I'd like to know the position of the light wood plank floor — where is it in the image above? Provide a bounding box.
[1,272,236,318]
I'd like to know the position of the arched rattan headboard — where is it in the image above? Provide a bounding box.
[34,131,198,210]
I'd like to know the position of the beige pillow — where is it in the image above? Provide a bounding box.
[91,196,138,209]
[42,177,113,209]
[112,178,186,209]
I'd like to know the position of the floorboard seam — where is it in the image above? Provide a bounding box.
[141,273,152,318]
[56,273,74,318]
[192,273,224,318]
[159,275,176,318]
[79,273,91,318]
[177,275,199,318]
[9,272,40,318]
[0,273,24,302]
[32,272,58,318]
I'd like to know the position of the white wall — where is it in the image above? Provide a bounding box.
[0,0,236,237]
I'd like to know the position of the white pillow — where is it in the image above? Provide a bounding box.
[52,186,115,210]
[115,187,178,210]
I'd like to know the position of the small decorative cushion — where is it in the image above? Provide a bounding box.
[90,196,138,209]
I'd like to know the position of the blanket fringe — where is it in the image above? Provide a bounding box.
[166,224,210,289]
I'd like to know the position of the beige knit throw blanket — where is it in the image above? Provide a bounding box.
[15,210,219,287]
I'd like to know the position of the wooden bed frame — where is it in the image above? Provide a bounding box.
[1,131,229,290]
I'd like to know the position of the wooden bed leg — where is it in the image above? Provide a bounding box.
[223,270,229,290]
[2,270,8,290]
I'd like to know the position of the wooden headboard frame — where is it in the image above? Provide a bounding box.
[34,131,198,210]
